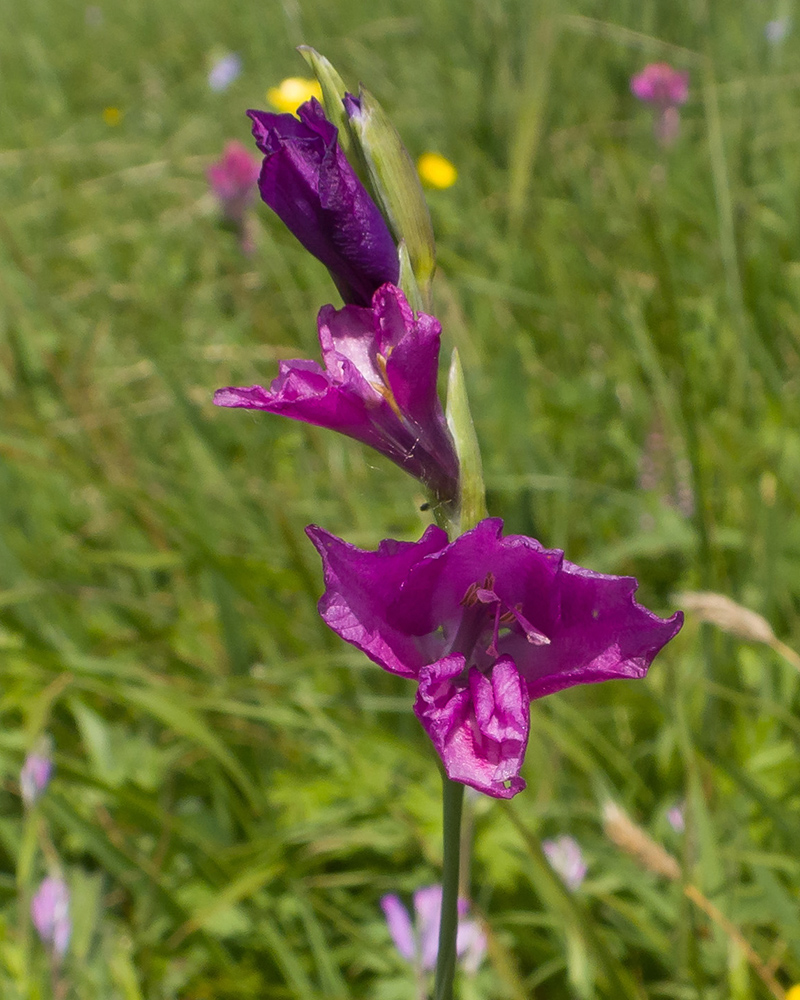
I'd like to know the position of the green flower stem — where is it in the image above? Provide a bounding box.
[433,776,464,1000]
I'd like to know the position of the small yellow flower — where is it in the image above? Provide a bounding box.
[266,77,322,115]
[417,152,457,190]
[102,106,123,127]
[786,987,800,1000]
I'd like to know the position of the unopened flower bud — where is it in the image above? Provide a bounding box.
[344,88,436,304]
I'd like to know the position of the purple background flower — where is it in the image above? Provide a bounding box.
[208,53,242,92]
[247,99,399,305]
[215,283,458,499]
[207,141,261,223]
[308,518,683,798]
[20,752,52,808]
[31,877,70,958]
[631,63,689,107]
[543,835,587,891]
[381,885,486,974]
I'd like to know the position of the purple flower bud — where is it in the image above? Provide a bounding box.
[543,835,587,891]
[381,885,486,974]
[20,753,53,808]
[247,99,399,305]
[215,283,458,501]
[307,518,683,798]
[31,877,70,958]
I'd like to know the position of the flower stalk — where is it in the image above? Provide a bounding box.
[434,777,464,1000]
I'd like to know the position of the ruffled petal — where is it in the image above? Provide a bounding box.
[414,654,529,798]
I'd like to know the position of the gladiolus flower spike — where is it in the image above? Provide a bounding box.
[214,283,459,503]
[247,99,399,306]
[307,518,683,798]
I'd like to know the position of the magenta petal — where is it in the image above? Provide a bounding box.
[306,523,448,677]
[308,519,682,799]
[381,894,416,963]
[415,655,529,798]
[215,285,457,499]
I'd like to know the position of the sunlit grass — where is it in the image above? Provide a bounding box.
[2,0,800,996]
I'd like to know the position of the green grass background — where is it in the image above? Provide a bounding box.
[2,0,800,996]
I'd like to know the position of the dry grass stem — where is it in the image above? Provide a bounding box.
[678,591,800,672]
[602,802,786,1000]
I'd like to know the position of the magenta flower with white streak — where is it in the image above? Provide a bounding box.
[215,283,458,501]
[307,518,682,798]
[381,885,486,974]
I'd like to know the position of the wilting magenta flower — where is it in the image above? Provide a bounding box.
[207,141,261,223]
[247,99,399,305]
[382,886,486,974]
[307,518,683,798]
[631,63,689,147]
[31,877,70,958]
[543,835,587,891]
[20,752,52,808]
[215,283,458,501]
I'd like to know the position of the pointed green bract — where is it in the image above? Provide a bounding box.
[297,45,369,182]
[397,240,424,313]
[446,348,487,536]
[345,86,436,305]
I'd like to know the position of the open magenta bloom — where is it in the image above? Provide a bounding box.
[207,140,261,223]
[247,99,399,305]
[214,283,458,501]
[307,518,683,798]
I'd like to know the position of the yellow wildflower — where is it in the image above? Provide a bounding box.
[417,152,457,189]
[266,77,322,115]
[786,987,800,1000]
[102,107,123,127]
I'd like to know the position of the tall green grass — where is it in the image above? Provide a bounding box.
[2,0,800,996]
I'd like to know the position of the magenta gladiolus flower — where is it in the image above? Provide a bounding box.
[543,835,587,891]
[631,63,689,148]
[214,283,458,501]
[20,752,52,808]
[207,140,261,223]
[307,518,683,798]
[31,877,70,958]
[247,99,399,305]
[381,886,486,974]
